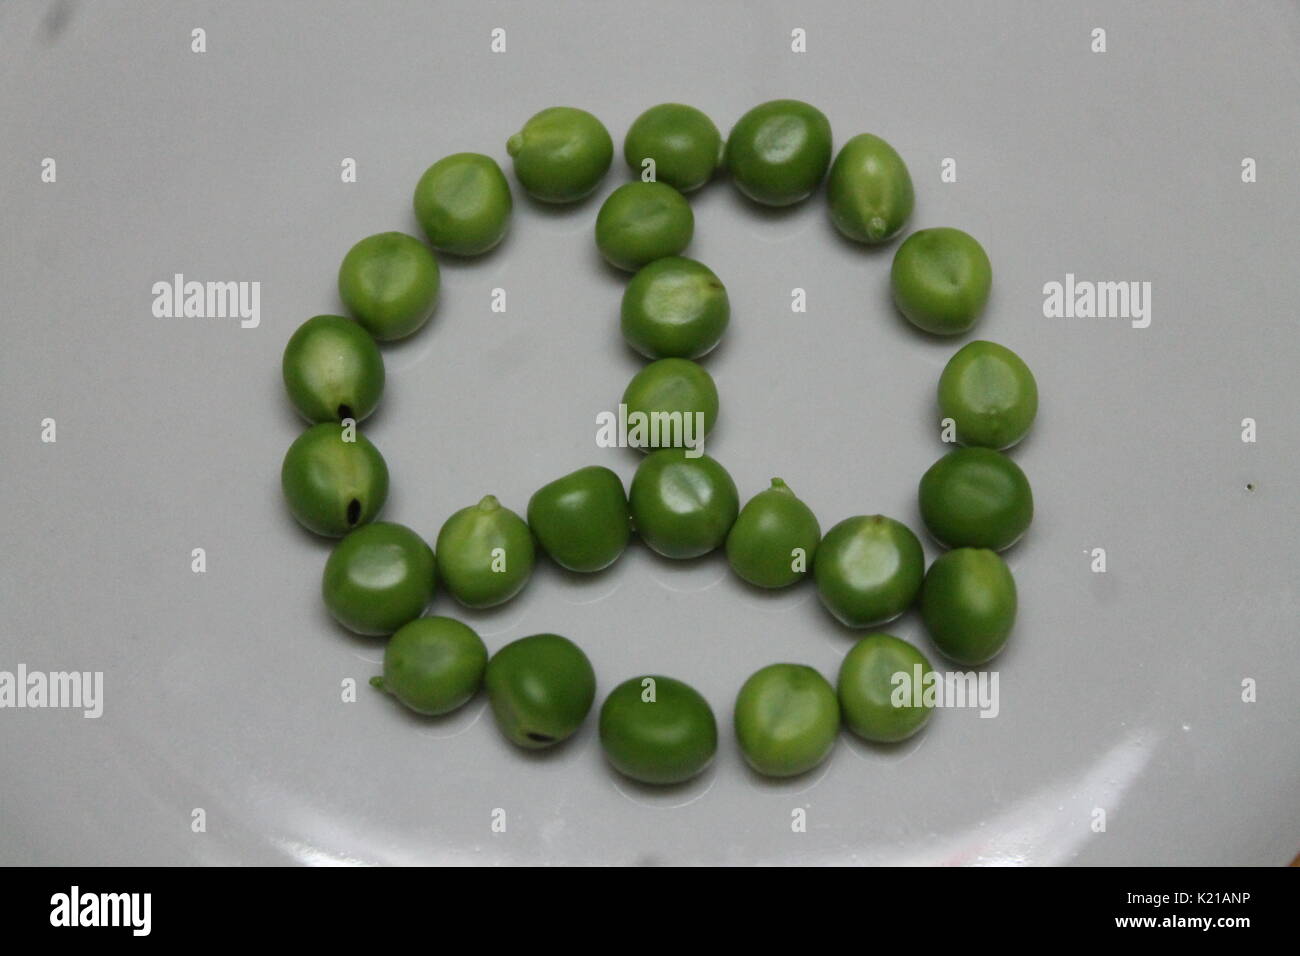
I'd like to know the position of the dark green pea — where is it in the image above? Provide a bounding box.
[321,522,436,636]
[434,495,535,609]
[595,181,694,272]
[725,478,821,589]
[412,152,512,256]
[599,675,717,785]
[918,447,1033,551]
[506,107,613,203]
[629,449,739,560]
[281,315,385,424]
[734,664,839,777]
[371,616,487,715]
[281,422,388,537]
[921,548,1017,665]
[814,515,924,627]
[620,257,729,360]
[725,99,833,207]
[938,340,1038,449]
[827,133,914,244]
[623,103,724,193]
[890,227,991,335]
[484,633,596,749]
[621,357,718,452]
[337,232,440,341]
[837,634,935,743]
[527,466,631,573]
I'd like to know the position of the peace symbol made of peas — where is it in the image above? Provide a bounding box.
[280,100,1038,785]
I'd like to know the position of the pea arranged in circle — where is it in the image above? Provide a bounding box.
[814,515,925,628]
[837,633,936,743]
[485,633,596,749]
[322,522,436,637]
[726,99,833,206]
[600,675,718,785]
[629,449,739,560]
[527,465,631,573]
[372,616,488,716]
[282,314,385,424]
[621,257,730,360]
[281,422,388,537]
[435,495,535,609]
[891,227,991,336]
[938,340,1038,449]
[507,106,613,203]
[919,447,1033,551]
[623,103,724,193]
[595,181,694,271]
[337,231,440,341]
[413,152,513,257]
[726,478,821,589]
[827,133,914,244]
[734,663,839,777]
[621,357,719,451]
[921,548,1017,665]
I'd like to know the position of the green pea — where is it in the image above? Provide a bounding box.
[506,107,613,203]
[938,340,1038,449]
[629,449,739,559]
[371,616,487,716]
[734,663,839,777]
[321,522,436,636]
[599,676,717,785]
[281,315,385,424]
[725,99,833,207]
[281,422,388,537]
[623,102,724,193]
[621,357,718,452]
[620,257,729,360]
[725,478,821,589]
[484,633,596,749]
[434,495,535,609]
[412,152,512,256]
[337,231,440,341]
[594,181,694,271]
[826,133,914,244]
[527,466,631,573]
[890,227,991,336]
[921,548,1017,665]
[837,634,935,743]
[919,447,1033,552]
[814,515,924,627]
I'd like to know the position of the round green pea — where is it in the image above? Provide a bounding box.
[725,478,821,589]
[434,495,535,609]
[827,133,914,244]
[837,634,935,743]
[734,664,839,777]
[921,548,1017,665]
[620,257,729,359]
[629,449,739,560]
[599,676,717,785]
[938,340,1038,449]
[527,465,631,573]
[814,515,925,628]
[321,522,436,636]
[506,107,613,203]
[623,103,724,193]
[412,152,512,256]
[371,616,487,716]
[725,99,833,207]
[484,633,596,749]
[281,422,388,537]
[918,447,1033,551]
[890,227,992,335]
[595,181,694,271]
[337,231,440,341]
[621,358,718,452]
[281,315,385,424]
